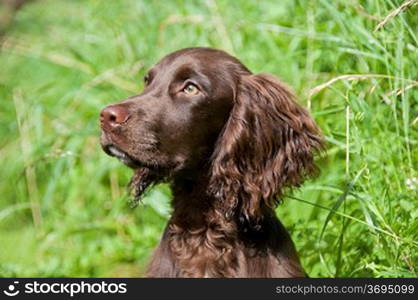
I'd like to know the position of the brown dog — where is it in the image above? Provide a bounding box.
[100,48,322,277]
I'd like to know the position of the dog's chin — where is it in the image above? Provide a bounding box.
[101,144,163,205]
[129,167,162,205]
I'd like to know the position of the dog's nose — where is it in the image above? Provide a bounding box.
[100,105,130,127]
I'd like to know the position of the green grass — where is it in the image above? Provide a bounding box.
[0,0,417,277]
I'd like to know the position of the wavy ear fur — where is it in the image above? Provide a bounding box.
[210,73,322,224]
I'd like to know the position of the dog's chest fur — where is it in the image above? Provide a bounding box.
[167,219,241,277]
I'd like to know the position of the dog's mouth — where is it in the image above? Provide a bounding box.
[103,144,141,168]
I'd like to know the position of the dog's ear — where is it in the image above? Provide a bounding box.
[209,73,322,224]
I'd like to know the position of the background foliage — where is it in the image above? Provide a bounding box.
[0,0,417,277]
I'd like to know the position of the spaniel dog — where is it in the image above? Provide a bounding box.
[100,47,322,277]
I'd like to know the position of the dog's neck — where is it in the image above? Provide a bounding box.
[167,171,240,277]
[170,171,221,228]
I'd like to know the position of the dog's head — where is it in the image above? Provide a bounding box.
[100,47,322,220]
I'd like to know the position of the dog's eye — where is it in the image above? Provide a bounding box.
[183,83,199,95]
[144,75,150,85]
